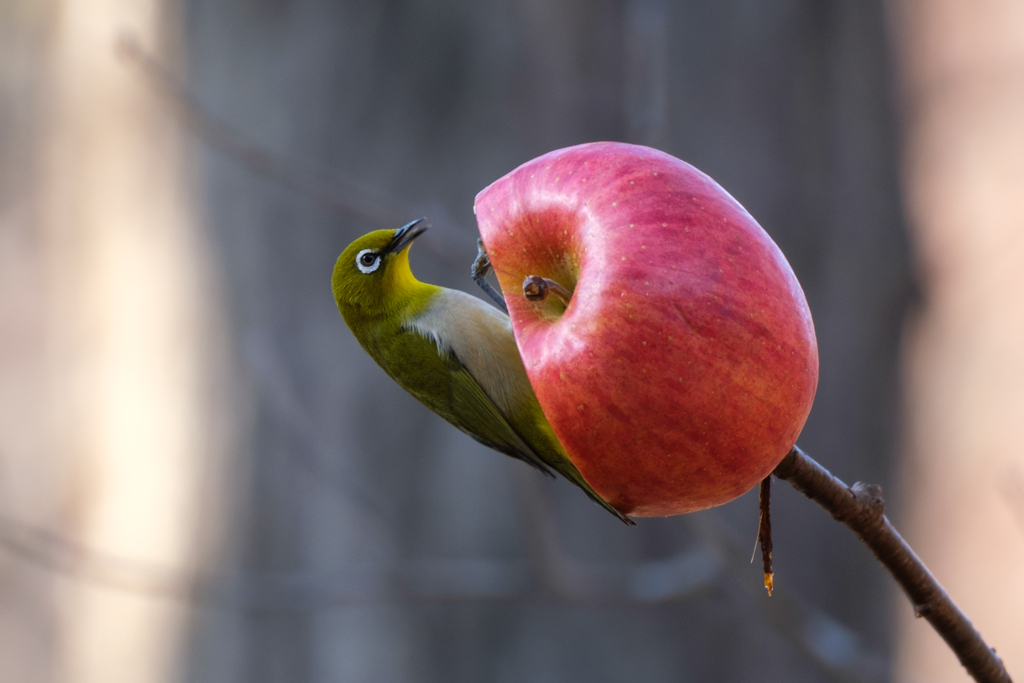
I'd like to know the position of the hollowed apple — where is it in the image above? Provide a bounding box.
[474,142,818,517]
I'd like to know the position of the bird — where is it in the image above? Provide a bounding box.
[332,218,634,525]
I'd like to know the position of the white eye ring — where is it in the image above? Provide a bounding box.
[356,249,381,274]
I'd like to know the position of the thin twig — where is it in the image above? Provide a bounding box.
[774,446,1013,683]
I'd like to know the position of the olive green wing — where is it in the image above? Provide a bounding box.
[503,395,637,526]
[366,321,555,477]
[440,351,557,478]
[445,350,635,526]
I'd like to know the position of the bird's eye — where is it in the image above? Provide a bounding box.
[356,249,381,274]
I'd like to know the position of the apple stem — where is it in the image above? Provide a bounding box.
[774,446,1013,683]
[523,275,573,306]
[757,477,773,596]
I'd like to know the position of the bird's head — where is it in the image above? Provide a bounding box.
[332,219,429,319]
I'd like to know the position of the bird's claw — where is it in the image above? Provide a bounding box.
[471,239,508,313]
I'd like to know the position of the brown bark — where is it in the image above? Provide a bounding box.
[775,447,1012,683]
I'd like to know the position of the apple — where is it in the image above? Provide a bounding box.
[474,142,818,517]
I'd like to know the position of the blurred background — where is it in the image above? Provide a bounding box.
[1,0,1022,681]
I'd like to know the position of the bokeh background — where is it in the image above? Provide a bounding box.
[2,1,1022,681]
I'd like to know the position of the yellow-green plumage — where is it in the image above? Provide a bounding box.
[332,222,634,525]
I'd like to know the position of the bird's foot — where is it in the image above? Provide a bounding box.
[472,239,508,313]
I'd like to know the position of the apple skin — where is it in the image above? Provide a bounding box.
[474,142,818,517]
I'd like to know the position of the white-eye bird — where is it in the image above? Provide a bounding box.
[332,219,635,525]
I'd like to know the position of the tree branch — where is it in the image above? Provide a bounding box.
[774,446,1013,683]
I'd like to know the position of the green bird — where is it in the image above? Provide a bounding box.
[332,219,634,525]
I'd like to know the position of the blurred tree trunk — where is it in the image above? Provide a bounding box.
[889,1,1024,681]
[42,1,225,681]
[0,0,229,681]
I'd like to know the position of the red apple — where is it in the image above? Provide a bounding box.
[474,142,818,517]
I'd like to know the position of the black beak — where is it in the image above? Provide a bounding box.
[386,218,428,254]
